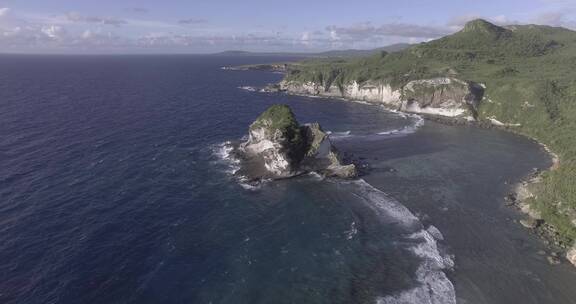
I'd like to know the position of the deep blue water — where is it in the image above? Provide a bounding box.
[1,55,576,304]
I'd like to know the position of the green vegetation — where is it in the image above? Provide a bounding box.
[251,104,305,161]
[285,19,576,245]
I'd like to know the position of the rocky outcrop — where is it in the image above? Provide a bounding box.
[299,123,357,178]
[239,104,357,179]
[402,78,484,117]
[567,245,576,267]
[278,77,484,118]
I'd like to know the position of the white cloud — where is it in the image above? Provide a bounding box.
[492,15,512,24]
[65,12,127,27]
[532,10,576,28]
[0,6,453,52]
[81,29,93,39]
[5,4,575,53]
[325,22,451,42]
[0,7,10,18]
[300,31,310,45]
[41,25,65,39]
[329,29,339,41]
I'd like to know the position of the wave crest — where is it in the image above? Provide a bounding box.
[326,130,352,139]
[345,179,456,304]
[328,113,424,141]
[377,114,424,137]
[211,141,264,190]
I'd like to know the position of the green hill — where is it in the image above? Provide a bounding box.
[284,19,576,246]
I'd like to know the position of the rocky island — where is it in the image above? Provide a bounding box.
[236,104,357,179]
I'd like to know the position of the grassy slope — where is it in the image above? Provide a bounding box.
[251,104,305,162]
[285,19,576,245]
[251,104,300,132]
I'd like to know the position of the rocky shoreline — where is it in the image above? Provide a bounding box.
[503,140,576,266]
[258,82,576,268]
[401,114,575,266]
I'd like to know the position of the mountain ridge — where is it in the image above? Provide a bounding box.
[211,43,411,58]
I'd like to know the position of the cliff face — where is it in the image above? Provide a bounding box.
[568,246,576,267]
[299,123,357,178]
[279,77,484,118]
[240,105,356,179]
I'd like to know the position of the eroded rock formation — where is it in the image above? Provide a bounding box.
[239,104,356,179]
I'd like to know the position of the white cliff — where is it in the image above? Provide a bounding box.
[279,77,484,118]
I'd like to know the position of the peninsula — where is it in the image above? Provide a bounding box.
[269,19,576,266]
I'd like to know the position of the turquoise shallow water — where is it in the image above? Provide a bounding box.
[0,55,575,304]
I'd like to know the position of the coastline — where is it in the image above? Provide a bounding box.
[505,136,576,266]
[264,86,576,267]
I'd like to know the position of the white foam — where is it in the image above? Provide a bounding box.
[212,141,240,175]
[237,176,263,191]
[327,112,424,141]
[343,179,456,304]
[345,221,358,240]
[212,141,268,191]
[307,171,325,181]
[426,225,444,241]
[386,108,409,119]
[377,114,424,137]
[350,99,374,106]
[238,86,258,92]
[378,230,456,304]
[326,130,352,139]
[349,179,421,228]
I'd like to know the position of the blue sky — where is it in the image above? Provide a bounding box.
[0,0,575,53]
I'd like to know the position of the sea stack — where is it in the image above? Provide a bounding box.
[239,104,357,179]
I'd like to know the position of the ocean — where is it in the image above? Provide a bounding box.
[1,55,576,304]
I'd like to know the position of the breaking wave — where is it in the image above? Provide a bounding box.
[377,114,425,137]
[212,140,456,302]
[326,130,352,139]
[212,141,240,175]
[342,179,456,304]
[238,86,258,92]
[328,113,424,141]
[211,141,263,191]
[211,106,451,302]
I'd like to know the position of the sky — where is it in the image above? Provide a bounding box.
[0,0,575,54]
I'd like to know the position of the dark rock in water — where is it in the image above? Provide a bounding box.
[239,104,357,179]
[261,83,284,93]
[504,193,517,206]
[520,218,543,229]
[547,255,561,265]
